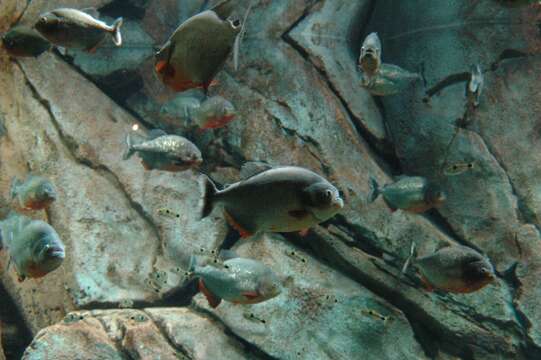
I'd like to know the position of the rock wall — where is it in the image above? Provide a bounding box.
[0,0,539,359]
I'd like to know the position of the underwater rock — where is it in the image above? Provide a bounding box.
[23,309,253,359]
[194,234,427,360]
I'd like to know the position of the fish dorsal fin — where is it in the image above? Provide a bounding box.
[219,249,239,261]
[211,0,235,20]
[80,7,100,19]
[147,129,168,140]
[240,161,273,180]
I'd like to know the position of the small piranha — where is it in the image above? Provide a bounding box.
[443,162,475,176]
[358,32,382,82]
[1,26,51,57]
[368,176,446,213]
[123,129,203,172]
[412,244,496,294]
[358,32,420,96]
[188,251,282,308]
[192,96,237,130]
[200,163,344,238]
[10,175,57,211]
[466,64,484,108]
[0,213,65,282]
[35,8,123,52]
[154,0,243,92]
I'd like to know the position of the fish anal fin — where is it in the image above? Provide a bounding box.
[199,279,222,308]
[288,209,309,219]
[224,210,253,238]
[155,60,168,74]
[419,275,434,292]
[242,291,259,300]
[298,228,310,237]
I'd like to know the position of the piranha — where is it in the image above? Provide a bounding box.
[358,32,421,96]
[201,163,344,238]
[11,175,57,211]
[188,251,282,308]
[154,0,242,92]
[123,129,203,172]
[467,64,484,107]
[409,244,496,294]
[1,26,51,57]
[192,96,237,129]
[35,8,123,52]
[368,176,446,213]
[0,213,65,282]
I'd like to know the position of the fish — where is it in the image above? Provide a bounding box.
[201,163,344,237]
[188,251,282,308]
[443,162,475,176]
[467,64,484,107]
[1,26,51,57]
[0,213,65,282]
[35,8,123,52]
[10,175,57,211]
[368,176,446,213]
[192,96,237,130]
[415,245,496,294]
[154,0,242,92]
[358,32,382,81]
[123,129,203,172]
[358,33,420,96]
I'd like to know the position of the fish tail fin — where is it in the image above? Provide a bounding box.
[9,177,20,200]
[367,176,380,203]
[200,175,218,219]
[111,17,123,46]
[400,241,416,276]
[123,133,135,160]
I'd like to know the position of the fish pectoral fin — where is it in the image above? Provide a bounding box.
[288,209,309,219]
[224,211,253,238]
[242,291,260,300]
[198,279,222,308]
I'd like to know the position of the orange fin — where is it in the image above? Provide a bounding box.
[298,228,310,237]
[224,211,253,238]
[242,291,260,300]
[419,275,434,292]
[155,60,168,74]
[199,279,222,308]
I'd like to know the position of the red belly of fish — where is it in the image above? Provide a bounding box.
[24,198,53,210]
[26,262,49,278]
[202,115,236,129]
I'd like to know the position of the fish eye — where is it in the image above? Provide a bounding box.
[232,19,241,27]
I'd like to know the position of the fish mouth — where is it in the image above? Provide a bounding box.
[47,247,65,259]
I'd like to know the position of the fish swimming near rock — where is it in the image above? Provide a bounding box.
[154,0,242,92]
[368,176,446,213]
[358,32,382,83]
[123,129,203,172]
[35,8,123,52]
[192,96,237,129]
[201,163,344,237]
[11,175,57,211]
[0,213,65,282]
[406,244,496,294]
[1,26,51,57]
[188,251,282,308]
[358,32,421,96]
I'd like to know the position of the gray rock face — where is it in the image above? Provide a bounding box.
[0,0,539,359]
